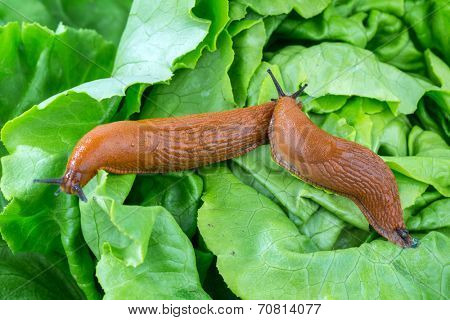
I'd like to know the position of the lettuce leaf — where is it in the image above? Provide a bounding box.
[384,127,450,197]
[276,0,423,72]
[1,0,449,301]
[198,166,450,299]
[407,199,450,230]
[140,31,235,118]
[126,172,203,238]
[80,171,209,299]
[0,239,84,299]
[265,43,435,114]
[233,0,331,18]
[0,0,210,299]
[0,22,115,128]
[0,0,133,44]
[229,20,266,106]
[405,0,450,65]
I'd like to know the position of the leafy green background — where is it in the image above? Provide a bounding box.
[0,0,448,300]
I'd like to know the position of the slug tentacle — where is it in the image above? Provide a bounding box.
[397,228,419,248]
[34,173,88,202]
[267,69,308,100]
[267,71,417,248]
[291,83,308,99]
[33,178,63,185]
[267,69,285,97]
[73,184,87,202]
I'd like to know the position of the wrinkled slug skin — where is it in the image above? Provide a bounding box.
[269,97,414,247]
[61,102,275,193]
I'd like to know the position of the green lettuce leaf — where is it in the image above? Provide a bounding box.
[0,22,114,128]
[405,0,450,65]
[233,0,331,18]
[299,207,346,251]
[0,0,209,298]
[0,92,120,282]
[0,239,84,299]
[198,166,450,299]
[420,49,450,142]
[126,172,203,238]
[276,0,422,72]
[384,156,450,197]
[80,171,209,299]
[384,126,450,196]
[140,31,234,118]
[177,0,229,69]
[229,20,266,106]
[0,0,133,44]
[407,199,450,231]
[265,43,435,115]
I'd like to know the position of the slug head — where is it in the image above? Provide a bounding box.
[390,228,419,248]
[33,169,88,202]
[267,69,307,102]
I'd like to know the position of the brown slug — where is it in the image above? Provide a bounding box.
[35,69,416,248]
[34,101,275,202]
[266,69,418,248]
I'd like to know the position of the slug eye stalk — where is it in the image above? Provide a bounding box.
[292,84,308,99]
[33,178,87,202]
[267,69,285,97]
[72,184,87,202]
[396,228,419,248]
[33,178,63,185]
[267,69,307,99]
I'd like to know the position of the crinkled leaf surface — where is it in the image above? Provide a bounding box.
[0,21,115,299]
[126,172,203,238]
[1,0,449,301]
[0,239,84,299]
[405,0,450,65]
[0,0,132,44]
[407,199,450,231]
[276,0,423,72]
[234,0,330,18]
[198,166,450,299]
[140,31,234,118]
[265,43,435,115]
[176,0,229,69]
[0,0,209,299]
[0,22,114,128]
[80,171,209,299]
[384,127,450,197]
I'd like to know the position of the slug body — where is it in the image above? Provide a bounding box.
[267,78,416,247]
[35,68,415,248]
[36,102,275,200]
